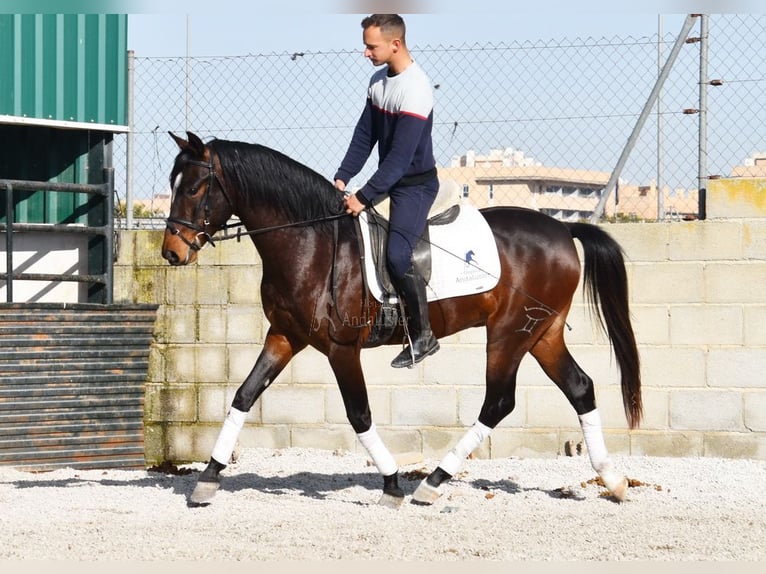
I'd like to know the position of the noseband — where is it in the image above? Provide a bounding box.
[166,158,232,252]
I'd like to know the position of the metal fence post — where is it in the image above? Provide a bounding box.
[126,49,135,229]
[4,183,12,302]
[698,15,709,220]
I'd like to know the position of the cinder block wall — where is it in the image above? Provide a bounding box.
[115,204,766,464]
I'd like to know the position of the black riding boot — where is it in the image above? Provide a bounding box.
[391,266,440,369]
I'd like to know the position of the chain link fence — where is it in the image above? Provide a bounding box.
[115,14,765,227]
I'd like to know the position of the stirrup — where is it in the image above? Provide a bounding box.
[390,335,440,369]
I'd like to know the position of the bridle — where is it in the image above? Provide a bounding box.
[165,158,233,253]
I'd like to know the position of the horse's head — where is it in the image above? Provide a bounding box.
[162,131,234,265]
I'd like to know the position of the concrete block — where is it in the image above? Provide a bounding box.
[456,326,487,344]
[631,263,704,304]
[423,346,487,386]
[358,347,425,385]
[595,386,667,431]
[639,346,706,388]
[564,303,610,345]
[147,346,166,384]
[743,220,766,260]
[744,306,766,346]
[421,428,473,459]
[164,306,197,344]
[630,430,703,457]
[707,177,766,219]
[391,387,458,426]
[133,231,166,267]
[227,266,263,304]
[238,425,291,450]
[524,387,579,428]
[291,348,336,384]
[744,392,766,432]
[373,428,422,456]
[605,222,670,262]
[195,345,228,384]
[668,220,743,260]
[669,390,743,431]
[115,230,136,266]
[225,304,263,343]
[489,429,560,458]
[197,305,227,343]
[197,384,227,423]
[704,262,766,303]
[227,344,262,383]
[218,241,259,266]
[290,426,357,452]
[261,385,325,424]
[144,384,165,423]
[112,266,134,304]
[708,347,766,388]
[161,384,198,422]
[195,266,228,305]
[630,305,670,345]
[165,265,197,305]
[669,305,743,345]
[704,432,766,459]
[164,345,198,383]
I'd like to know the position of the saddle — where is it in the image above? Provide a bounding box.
[365,204,461,297]
[360,204,460,348]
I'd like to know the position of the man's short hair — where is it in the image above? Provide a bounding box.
[361,14,406,43]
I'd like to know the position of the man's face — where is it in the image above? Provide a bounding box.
[362,25,398,67]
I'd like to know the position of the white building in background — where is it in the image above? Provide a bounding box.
[439,148,700,221]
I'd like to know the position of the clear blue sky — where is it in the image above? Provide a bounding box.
[127,3,700,57]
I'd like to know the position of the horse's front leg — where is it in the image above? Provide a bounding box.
[329,345,404,508]
[189,330,302,507]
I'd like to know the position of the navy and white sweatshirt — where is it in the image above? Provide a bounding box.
[334,60,436,207]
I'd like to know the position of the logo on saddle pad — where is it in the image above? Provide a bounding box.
[359,204,501,303]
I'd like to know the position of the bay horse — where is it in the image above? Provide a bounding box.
[161,131,642,507]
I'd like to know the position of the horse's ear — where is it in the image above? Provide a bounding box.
[186,131,206,156]
[169,131,188,150]
[168,131,206,157]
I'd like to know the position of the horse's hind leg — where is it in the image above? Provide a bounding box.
[531,328,628,501]
[189,329,301,506]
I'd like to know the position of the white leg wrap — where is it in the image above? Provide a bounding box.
[579,409,609,471]
[579,408,627,498]
[210,407,247,465]
[439,421,492,476]
[357,423,398,477]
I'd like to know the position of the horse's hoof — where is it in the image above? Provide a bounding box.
[600,472,628,502]
[411,479,442,505]
[378,493,405,509]
[609,477,628,502]
[188,480,220,507]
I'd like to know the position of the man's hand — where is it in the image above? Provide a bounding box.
[344,193,366,217]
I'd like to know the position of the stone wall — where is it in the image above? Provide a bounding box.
[116,181,766,464]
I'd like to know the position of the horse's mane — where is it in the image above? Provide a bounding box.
[208,139,344,224]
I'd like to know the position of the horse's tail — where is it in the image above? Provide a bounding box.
[567,222,642,429]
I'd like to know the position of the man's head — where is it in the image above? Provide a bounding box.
[361,14,408,68]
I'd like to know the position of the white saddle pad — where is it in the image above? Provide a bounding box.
[358,204,501,303]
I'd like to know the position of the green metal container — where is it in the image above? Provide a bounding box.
[0,14,128,129]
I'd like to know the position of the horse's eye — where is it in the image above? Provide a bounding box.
[186,186,199,196]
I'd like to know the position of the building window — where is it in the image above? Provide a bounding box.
[462,184,470,198]
[488,183,494,200]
